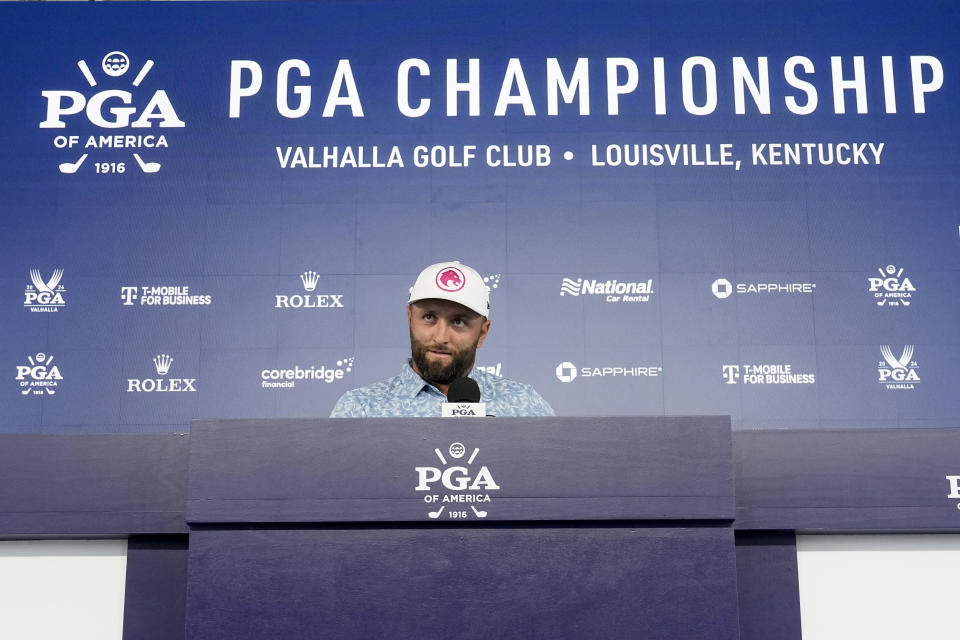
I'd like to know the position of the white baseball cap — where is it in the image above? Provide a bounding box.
[408,261,490,318]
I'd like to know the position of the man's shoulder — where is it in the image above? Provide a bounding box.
[329,373,409,417]
[474,369,537,394]
[342,374,405,399]
[473,369,555,416]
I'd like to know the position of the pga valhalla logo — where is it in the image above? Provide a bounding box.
[127,354,197,393]
[24,268,66,313]
[415,442,499,520]
[877,345,920,390]
[40,51,184,174]
[868,265,915,307]
[15,353,62,396]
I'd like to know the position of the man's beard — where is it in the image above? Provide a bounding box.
[409,333,479,387]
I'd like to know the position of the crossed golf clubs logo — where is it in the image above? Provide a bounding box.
[56,50,165,175]
[417,442,498,520]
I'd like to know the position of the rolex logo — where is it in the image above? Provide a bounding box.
[153,353,173,376]
[275,272,345,310]
[128,353,196,393]
[300,270,320,292]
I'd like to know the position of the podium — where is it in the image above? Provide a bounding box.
[185,417,738,639]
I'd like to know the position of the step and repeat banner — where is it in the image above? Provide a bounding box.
[1,1,957,432]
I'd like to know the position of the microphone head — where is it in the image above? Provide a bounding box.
[447,377,481,403]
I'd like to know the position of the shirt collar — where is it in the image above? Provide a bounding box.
[399,360,484,399]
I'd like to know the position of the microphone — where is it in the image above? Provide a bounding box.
[447,377,481,403]
[441,377,486,417]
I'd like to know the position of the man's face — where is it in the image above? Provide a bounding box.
[408,299,490,387]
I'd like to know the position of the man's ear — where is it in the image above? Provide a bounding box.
[476,318,491,347]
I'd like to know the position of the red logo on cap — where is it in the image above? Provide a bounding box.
[436,267,465,292]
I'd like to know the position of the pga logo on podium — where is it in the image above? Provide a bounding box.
[415,442,499,520]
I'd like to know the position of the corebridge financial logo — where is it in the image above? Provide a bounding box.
[127,354,197,393]
[711,277,815,299]
[868,265,915,307]
[275,271,345,309]
[16,353,62,396]
[560,277,654,303]
[416,442,498,520]
[121,285,212,307]
[40,50,184,175]
[555,361,662,383]
[24,269,66,312]
[261,357,354,388]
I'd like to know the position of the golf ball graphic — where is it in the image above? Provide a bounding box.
[448,443,466,459]
[102,51,130,77]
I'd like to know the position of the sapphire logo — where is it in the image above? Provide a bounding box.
[711,277,815,299]
[868,265,915,307]
[24,269,66,312]
[711,278,733,299]
[878,345,920,390]
[556,361,578,382]
[560,277,654,303]
[416,442,499,520]
[436,267,465,292]
[127,354,197,393]
[15,353,62,396]
[275,271,345,309]
[557,360,660,382]
[40,50,184,174]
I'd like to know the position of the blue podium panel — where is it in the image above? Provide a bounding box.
[734,428,960,530]
[186,525,740,640]
[185,417,738,638]
[187,416,734,523]
[0,434,188,535]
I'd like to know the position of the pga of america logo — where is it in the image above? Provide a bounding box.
[24,269,66,312]
[274,271,345,309]
[40,51,184,175]
[15,353,62,396]
[555,361,661,383]
[868,265,915,307]
[711,277,815,299]
[560,277,654,303]
[878,345,920,390]
[127,354,197,393]
[415,442,499,520]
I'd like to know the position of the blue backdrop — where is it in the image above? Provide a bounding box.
[2,0,957,432]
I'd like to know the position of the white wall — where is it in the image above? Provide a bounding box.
[797,534,960,640]
[0,539,127,640]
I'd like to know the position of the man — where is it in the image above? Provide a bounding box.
[330,261,555,417]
